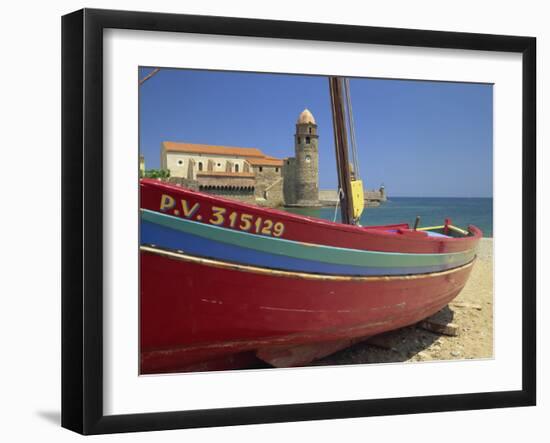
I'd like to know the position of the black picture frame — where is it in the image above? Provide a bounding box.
[62,8,536,435]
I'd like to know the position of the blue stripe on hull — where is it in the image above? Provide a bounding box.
[141,220,470,276]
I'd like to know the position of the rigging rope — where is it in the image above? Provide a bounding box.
[343,78,360,180]
[139,68,161,86]
[333,188,344,222]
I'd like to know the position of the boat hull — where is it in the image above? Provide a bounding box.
[140,247,475,374]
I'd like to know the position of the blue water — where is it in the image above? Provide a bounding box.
[284,197,493,237]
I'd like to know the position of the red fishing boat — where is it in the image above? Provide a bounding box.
[139,76,481,374]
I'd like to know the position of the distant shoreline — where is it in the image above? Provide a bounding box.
[386,196,493,199]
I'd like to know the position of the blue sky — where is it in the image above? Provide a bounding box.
[139,68,493,197]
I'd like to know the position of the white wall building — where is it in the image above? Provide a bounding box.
[161,141,283,179]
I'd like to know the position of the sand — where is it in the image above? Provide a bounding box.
[314,238,494,366]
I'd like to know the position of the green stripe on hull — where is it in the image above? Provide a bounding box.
[141,209,477,269]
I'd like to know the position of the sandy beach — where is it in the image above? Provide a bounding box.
[314,238,494,366]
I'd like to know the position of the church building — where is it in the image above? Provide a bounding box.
[160,109,320,208]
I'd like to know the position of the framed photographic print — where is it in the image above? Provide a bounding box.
[61,8,536,435]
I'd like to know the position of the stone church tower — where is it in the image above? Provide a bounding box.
[283,109,320,207]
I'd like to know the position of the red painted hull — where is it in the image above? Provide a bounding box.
[141,179,482,254]
[140,249,475,374]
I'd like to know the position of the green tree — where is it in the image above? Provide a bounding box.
[143,169,170,179]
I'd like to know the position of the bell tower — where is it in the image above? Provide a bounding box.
[293,109,320,206]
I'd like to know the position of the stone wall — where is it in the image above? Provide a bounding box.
[166,176,200,190]
[254,165,284,206]
[196,172,255,189]
[200,187,256,203]
[364,189,387,202]
[164,176,256,203]
[257,177,284,207]
[282,158,297,205]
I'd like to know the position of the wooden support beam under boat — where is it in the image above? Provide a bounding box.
[418,318,459,337]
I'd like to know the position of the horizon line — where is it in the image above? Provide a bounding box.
[388,195,493,199]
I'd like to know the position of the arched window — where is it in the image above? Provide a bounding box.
[306,136,311,144]
[308,127,312,134]
[235,164,239,172]
[198,162,203,171]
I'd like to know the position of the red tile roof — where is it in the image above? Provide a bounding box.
[163,141,284,166]
[163,141,266,158]
[247,157,284,166]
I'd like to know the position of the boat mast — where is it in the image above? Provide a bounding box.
[329,77,355,225]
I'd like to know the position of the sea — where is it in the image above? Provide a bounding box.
[284,197,493,237]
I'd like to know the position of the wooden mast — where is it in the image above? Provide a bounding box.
[329,77,355,225]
